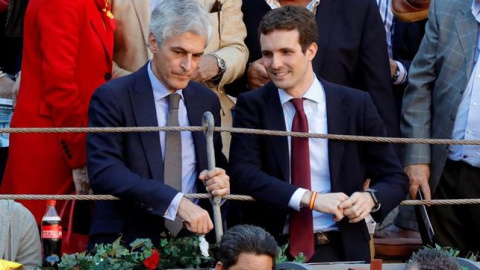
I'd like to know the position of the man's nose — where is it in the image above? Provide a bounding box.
[181,55,192,72]
[271,55,282,69]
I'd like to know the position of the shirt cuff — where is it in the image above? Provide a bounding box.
[164,192,183,221]
[393,61,407,85]
[288,188,309,211]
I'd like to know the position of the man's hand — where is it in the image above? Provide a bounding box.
[0,76,14,99]
[246,58,270,90]
[177,197,213,234]
[302,191,349,222]
[339,192,375,223]
[404,164,431,200]
[72,166,92,195]
[191,54,219,83]
[389,59,397,78]
[199,168,230,197]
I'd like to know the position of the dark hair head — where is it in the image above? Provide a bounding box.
[217,225,278,269]
[405,248,461,270]
[258,6,318,53]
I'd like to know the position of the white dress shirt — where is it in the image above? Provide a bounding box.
[280,76,337,232]
[148,62,197,220]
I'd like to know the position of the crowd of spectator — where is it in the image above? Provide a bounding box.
[1,0,480,267]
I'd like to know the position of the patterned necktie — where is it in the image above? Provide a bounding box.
[164,93,183,236]
[289,98,314,260]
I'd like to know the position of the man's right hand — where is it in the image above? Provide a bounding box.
[246,58,270,90]
[177,197,213,235]
[404,164,431,200]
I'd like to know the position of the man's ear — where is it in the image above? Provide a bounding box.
[215,262,224,270]
[306,42,318,61]
[148,33,158,53]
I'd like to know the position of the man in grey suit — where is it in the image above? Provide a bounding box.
[401,0,480,254]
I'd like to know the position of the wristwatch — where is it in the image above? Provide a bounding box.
[364,188,381,213]
[210,54,226,84]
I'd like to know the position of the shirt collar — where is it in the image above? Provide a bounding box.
[148,61,185,101]
[265,0,321,14]
[472,0,480,23]
[278,76,325,105]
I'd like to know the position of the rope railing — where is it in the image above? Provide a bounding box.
[1,194,480,206]
[1,123,480,208]
[1,125,480,145]
[2,112,480,243]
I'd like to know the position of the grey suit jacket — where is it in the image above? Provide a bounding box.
[401,0,479,192]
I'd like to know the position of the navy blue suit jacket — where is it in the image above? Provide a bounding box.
[229,80,408,261]
[87,64,227,245]
[226,0,399,138]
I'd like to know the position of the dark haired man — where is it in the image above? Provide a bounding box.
[216,225,278,270]
[229,6,408,263]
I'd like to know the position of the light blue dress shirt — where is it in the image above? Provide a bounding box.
[448,0,480,167]
[147,62,198,220]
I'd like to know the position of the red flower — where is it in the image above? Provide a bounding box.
[143,249,160,270]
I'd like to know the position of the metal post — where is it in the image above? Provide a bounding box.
[202,111,223,243]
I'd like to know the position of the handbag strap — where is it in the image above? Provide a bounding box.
[58,199,75,245]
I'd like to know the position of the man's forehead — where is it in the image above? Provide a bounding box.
[163,32,207,51]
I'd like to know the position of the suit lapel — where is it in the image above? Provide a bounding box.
[264,83,289,182]
[455,2,479,76]
[323,80,349,191]
[183,84,208,172]
[89,2,113,62]
[130,64,164,181]
[313,0,339,74]
[132,0,151,49]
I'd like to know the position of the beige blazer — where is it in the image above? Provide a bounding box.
[112,0,248,156]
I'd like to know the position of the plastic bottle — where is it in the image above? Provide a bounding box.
[41,200,62,269]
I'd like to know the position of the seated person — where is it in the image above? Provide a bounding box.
[216,225,278,270]
[405,248,461,270]
[0,200,42,268]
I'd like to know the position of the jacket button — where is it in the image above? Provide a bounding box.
[104,72,112,80]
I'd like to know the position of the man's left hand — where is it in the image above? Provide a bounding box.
[199,168,230,197]
[339,192,375,223]
[191,54,219,83]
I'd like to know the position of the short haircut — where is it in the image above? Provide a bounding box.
[405,248,461,270]
[258,6,319,53]
[217,225,278,269]
[149,0,212,47]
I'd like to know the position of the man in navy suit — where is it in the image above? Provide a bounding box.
[87,0,229,248]
[226,0,399,139]
[229,6,408,262]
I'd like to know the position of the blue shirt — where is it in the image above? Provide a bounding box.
[448,0,480,167]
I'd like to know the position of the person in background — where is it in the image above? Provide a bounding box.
[0,0,115,253]
[216,225,278,270]
[374,0,428,241]
[401,0,480,255]
[0,200,42,269]
[111,0,248,157]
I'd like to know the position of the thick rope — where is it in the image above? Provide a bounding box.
[1,126,480,145]
[0,194,479,206]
